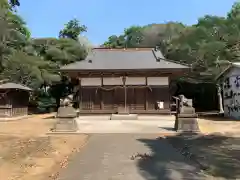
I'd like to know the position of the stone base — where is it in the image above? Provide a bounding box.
[180,106,195,114]
[117,107,129,115]
[52,118,78,132]
[174,117,200,133]
[57,106,77,118]
[110,114,138,120]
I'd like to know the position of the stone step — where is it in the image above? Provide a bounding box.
[110,114,138,120]
[177,114,198,118]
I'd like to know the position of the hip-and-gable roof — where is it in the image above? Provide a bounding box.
[60,48,189,71]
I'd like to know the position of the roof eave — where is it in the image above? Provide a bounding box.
[215,64,233,81]
[59,67,190,73]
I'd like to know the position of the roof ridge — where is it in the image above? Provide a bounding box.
[162,58,190,67]
[0,82,32,91]
[0,79,9,85]
[93,47,153,51]
[151,49,190,67]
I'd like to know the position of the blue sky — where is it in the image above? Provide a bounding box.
[18,0,236,45]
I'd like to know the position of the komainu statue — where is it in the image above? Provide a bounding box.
[60,94,74,107]
[52,94,78,132]
[174,94,200,133]
[178,95,195,114]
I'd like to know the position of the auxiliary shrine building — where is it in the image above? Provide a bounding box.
[60,48,189,114]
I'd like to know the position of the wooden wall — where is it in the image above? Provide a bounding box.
[70,71,175,114]
[0,90,29,118]
[79,87,170,114]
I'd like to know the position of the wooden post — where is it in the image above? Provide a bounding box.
[133,88,136,110]
[122,76,127,113]
[78,77,82,112]
[100,74,103,110]
[145,89,148,111]
[145,77,148,111]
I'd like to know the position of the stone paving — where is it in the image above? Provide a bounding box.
[76,120,175,134]
[76,115,176,134]
[58,134,208,180]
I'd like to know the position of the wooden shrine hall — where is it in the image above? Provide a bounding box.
[60,47,190,114]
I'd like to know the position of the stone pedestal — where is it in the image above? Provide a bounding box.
[117,107,129,115]
[53,106,78,132]
[174,95,200,133]
[174,114,200,133]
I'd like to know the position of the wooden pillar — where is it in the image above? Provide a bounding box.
[90,88,94,111]
[168,76,172,110]
[145,89,148,111]
[133,88,135,110]
[78,77,82,112]
[145,77,148,111]
[100,74,103,110]
[112,87,115,111]
[122,75,127,112]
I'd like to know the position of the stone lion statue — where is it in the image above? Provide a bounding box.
[60,94,74,107]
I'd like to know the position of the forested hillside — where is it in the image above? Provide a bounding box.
[1,0,240,112]
[103,2,240,83]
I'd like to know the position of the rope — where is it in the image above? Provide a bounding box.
[127,86,152,91]
[95,86,122,94]
[95,85,152,94]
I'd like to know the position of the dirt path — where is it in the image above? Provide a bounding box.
[58,134,207,180]
[198,117,240,136]
[0,114,88,180]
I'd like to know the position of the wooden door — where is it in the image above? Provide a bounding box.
[135,88,145,111]
[127,88,135,110]
[114,88,125,109]
[81,88,93,110]
[148,87,170,110]
[102,90,114,111]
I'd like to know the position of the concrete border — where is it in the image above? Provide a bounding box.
[77,115,175,121]
[46,130,83,135]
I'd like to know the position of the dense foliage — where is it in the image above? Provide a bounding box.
[2,0,240,112]
[103,2,240,83]
[0,0,91,112]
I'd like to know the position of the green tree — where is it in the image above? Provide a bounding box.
[102,2,240,83]
[59,18,87,40]
[9,0,20,9]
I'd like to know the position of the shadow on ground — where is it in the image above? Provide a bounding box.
[137,133,240,180]
[137,136,205,180]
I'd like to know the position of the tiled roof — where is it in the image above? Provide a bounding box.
[215,62,240,80]
[0,83,32,91]
[60,48,189,71]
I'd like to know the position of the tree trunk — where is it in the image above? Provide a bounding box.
[217,85,224,113]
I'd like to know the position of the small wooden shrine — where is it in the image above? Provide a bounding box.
[0,82,32,118]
